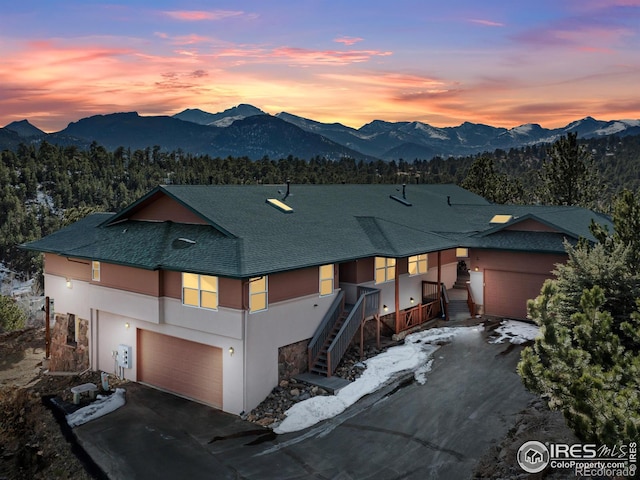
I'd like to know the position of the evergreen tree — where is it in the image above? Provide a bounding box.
[537,132,602,208]
[461,156,524,204]
[0,295,26,332]
[518,191,640,444]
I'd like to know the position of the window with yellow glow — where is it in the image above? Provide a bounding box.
[408,254,428,276]
[456,248,469,258]
[182,273,218,310]
[249,276,268,313]
[319,264,334,296]
[375,257,396,284]
[91,261,100,281]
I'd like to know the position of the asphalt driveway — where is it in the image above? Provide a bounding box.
[74,326,535,479]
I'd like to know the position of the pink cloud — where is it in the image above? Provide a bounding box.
[272,47,392,65]
[334,36,364,46]
[213,45,392,66]
[469,19,505,27]
[163,10,244,21]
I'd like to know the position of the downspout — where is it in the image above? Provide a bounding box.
[437,251,442,316]
[242,280,248,415]
[243,308,248,415]
[394,260,400,334]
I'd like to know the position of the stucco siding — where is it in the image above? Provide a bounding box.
[243,291,338,412]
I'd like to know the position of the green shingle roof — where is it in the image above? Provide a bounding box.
[23,184,612,278]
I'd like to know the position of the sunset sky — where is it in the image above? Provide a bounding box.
[1,1,639,132]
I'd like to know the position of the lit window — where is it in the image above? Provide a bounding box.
[319,264,334,296]
[408,254,428,276]
[250,276,268,313]
[375,257,396,284]
[456,248,469,258]
[182,273,218,310]
[91,261,100,281]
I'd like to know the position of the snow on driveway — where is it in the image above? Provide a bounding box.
[275,320,540,434]
[66,388,126,428]
[274,326,476,434]
[489,319,540,345]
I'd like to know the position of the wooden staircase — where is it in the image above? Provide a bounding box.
[448,270,473,320]
[309,305,352,376]
[308,287,380,377]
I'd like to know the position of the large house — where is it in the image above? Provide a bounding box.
[23,184,611,414]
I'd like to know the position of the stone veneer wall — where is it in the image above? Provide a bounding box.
[278,338,309,381]
[49,313,89,372]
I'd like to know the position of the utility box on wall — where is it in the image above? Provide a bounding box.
[117,344,132,369]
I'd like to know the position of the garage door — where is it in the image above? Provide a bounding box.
[137,330,222,408]
[484,270,549,319]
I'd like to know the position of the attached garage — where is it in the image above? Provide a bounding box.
[484,269,549,319]
[137,329,223,409]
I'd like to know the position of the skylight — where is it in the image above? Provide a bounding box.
[266,198,293,213]
[389,184,412,206]
[389,195,412,206]
[490,214,513,224]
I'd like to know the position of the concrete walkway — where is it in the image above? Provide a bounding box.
[74,326,534,479]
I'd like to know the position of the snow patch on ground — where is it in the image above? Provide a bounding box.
[273,327,469,434]
[66,388,126,428]
[489,320,539,345]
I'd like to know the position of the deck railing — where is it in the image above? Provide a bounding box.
[397,301,440,331]
[308,291,345,371]
[326,288,380,376]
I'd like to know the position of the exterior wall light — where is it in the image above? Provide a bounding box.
[410,297,415,304]
[229,347,234,356]
[125,322,130,329]
[383,305,388,312]
[474,267,479,272]
[66,278,72,289]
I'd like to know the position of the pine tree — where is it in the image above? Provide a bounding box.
[537,132,602,208]
[518,192,640,444]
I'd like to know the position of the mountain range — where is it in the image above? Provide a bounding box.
[3,104,640,161]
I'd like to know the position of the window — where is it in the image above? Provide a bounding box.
[319,264,334,296]
[375,257,396,284]
[249,276,268,313]
[456,248,469,258]
[182,273,218,310]
[408,254,428,276]
[91,261,100,281]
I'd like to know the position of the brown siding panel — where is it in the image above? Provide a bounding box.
[98,263,160,296]
[269,267,319,304]
[130,194,207,224]
[44,254,91,281]
[505,219,560,233]
[219,277,243,309]
[161,270,182,299]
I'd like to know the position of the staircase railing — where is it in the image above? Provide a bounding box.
[441,283,450,321]
[326,288,380,376]
[308,291,345,371]
[466,282,476,317]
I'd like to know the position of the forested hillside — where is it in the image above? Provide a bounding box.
[2,134,639,280]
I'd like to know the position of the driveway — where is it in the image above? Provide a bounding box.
[74,326,535,479]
